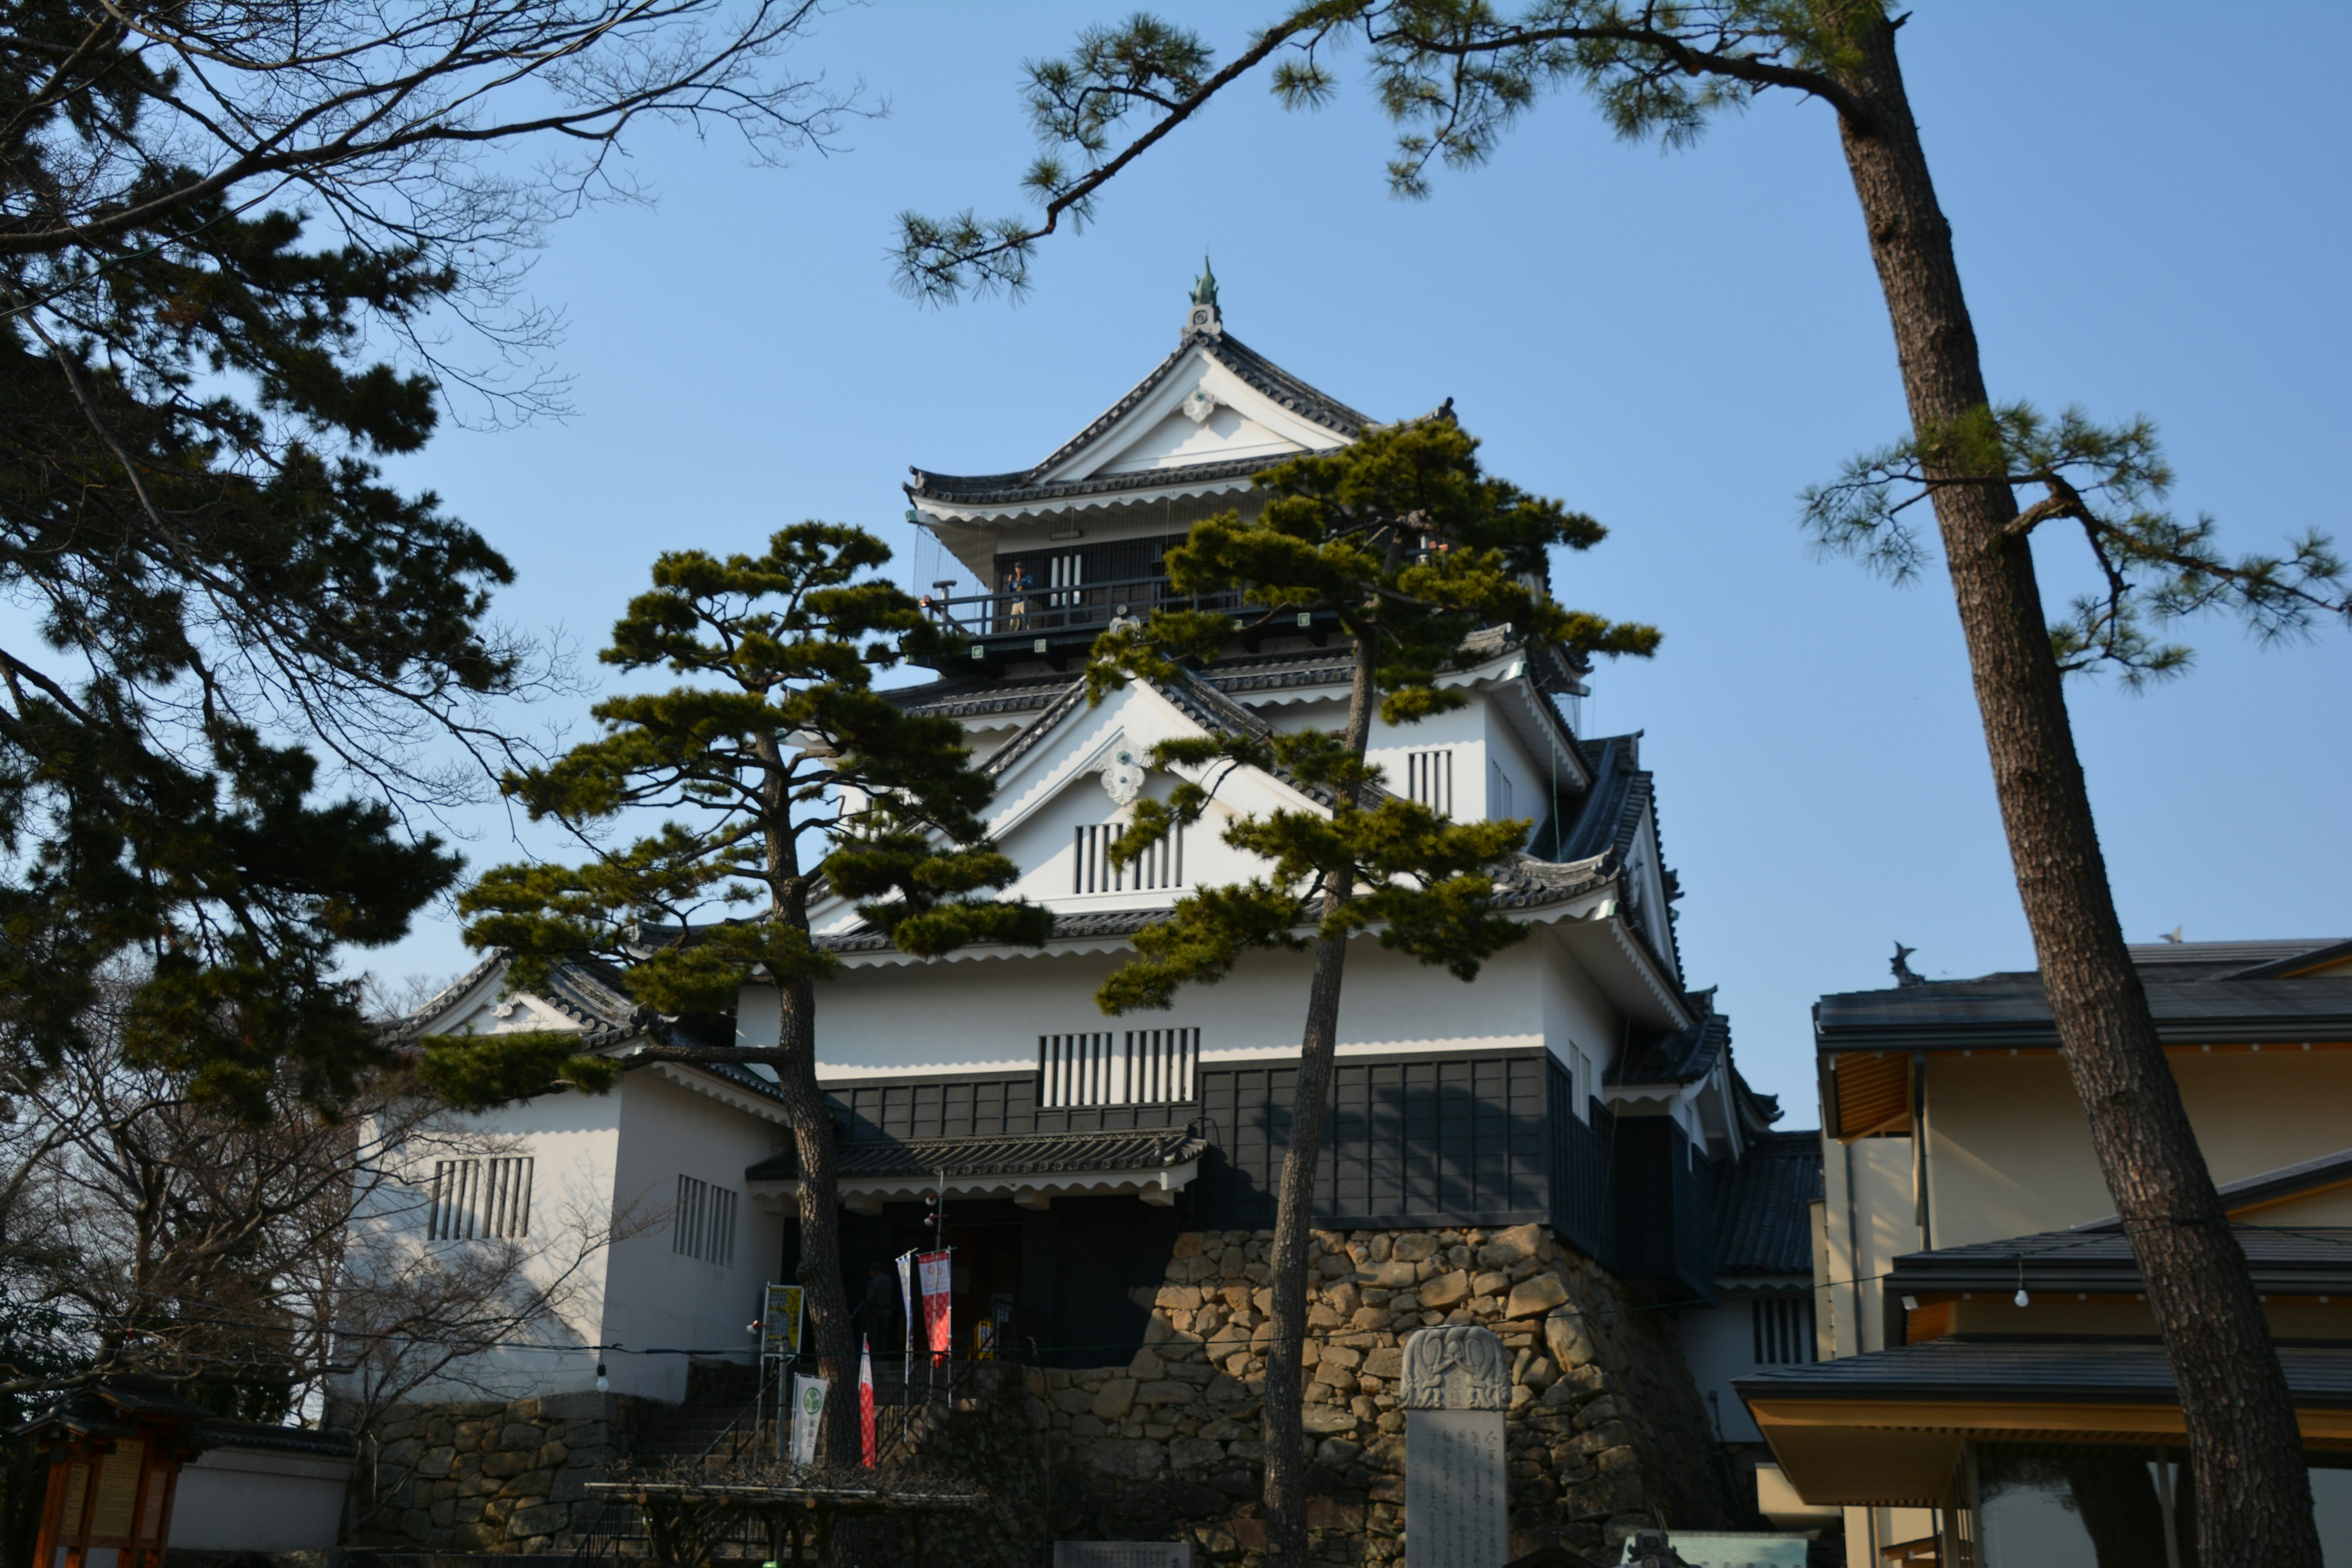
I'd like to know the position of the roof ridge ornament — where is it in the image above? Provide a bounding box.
[1183,253,1223,342]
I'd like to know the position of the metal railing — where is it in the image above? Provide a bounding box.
[922,572,1259,644]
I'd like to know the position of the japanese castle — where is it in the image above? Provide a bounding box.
[388,273,1817,1539]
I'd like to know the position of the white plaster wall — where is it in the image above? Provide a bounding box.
[1673,1300,1767,1444]
[600,1070,793,1403]
[810,924,1621,1080]
[342,1088,625,1404]
[168,1449,352,1551]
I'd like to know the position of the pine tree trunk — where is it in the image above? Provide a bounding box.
[1828,17,2318,1560]
[774,971,858,1466]
[1260,631,1379,1567]
[756,731,858,1473]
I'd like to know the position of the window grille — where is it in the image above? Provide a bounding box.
[1490,759,1515,819]
[1751,1295,1816,1365]
[673,1175,739,1267]
[428,1156,533,1241]
[1039,1027,1198,1107]
[1073,822,1183,894]
[1404,748,1453,816]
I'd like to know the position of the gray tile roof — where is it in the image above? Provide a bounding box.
[1736,1335,2352,1407]
[1815,940,2352,1052]
[1711,1131,1823,1280]
[1609,1003,1727,1088]
[906,333,1372,508]
[747,1126,1207,1183]
[394,949,783,1104]
[889,670,1078,721]
[1887,1224,2352,1296]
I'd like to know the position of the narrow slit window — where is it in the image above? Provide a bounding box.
[1405,749,1453,816]
[428,1156,533,1241]
[1074,822,1184,894]
[673,1175,739,1267]
[1038,1028,1198,1107]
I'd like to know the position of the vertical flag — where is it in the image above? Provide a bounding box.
[788,1374,827,1466]
[918,1248,954,1362]
[858,1335,878,1468]
[896,1251,916,1378]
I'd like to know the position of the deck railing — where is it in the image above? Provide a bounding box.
[921,573,1264,647]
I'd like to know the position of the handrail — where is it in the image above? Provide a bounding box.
[921,572,1260,642]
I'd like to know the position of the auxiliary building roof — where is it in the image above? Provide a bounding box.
[1815,936,2352,1052]
[1739,1336,2352,1506]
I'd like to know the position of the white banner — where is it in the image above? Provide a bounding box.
[789,1373,829,1466]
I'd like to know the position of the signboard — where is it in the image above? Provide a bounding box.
[918,1248,953,1359]
[761,1283,804,1359]
[788,1374,829,1466]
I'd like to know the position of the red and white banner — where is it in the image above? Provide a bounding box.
[918,1248,953,1359]
[858,1335,877,1468]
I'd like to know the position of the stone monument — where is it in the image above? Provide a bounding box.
[1401,1325,1510,1566]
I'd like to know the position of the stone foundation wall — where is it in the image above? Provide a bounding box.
[1038,1221,1746,1564]
[350,1391,647,1552]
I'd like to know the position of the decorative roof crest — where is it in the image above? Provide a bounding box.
[1182,254,1223,342]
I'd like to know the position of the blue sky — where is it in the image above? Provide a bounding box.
[369,1,2351,1116]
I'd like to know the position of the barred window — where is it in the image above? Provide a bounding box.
[1039,1027,1198,1107]
[428,1157,533,1241]
[1404,748,1453,816]
[673,1175,739,1267]
[1490,759,1515,820]
[1073,822,1183,894]
[1751,1295,1816,1365]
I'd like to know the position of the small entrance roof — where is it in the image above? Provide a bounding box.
[747,1125,1207,1213]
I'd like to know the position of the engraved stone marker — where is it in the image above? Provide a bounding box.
[1052,1543,1191,1568]
[1401,1325,1510,1567]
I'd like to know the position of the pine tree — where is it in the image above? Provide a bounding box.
[0,0,848,1116]
[1086,418,1656,1564]
[450,523,1051,1463]
[897,7,2352,1557]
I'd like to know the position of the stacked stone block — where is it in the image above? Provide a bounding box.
[358,1390,639,1552]
[1038,1222,1741,1563]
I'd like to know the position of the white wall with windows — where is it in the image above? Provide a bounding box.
[601,1068,790,1403]
[346,1085,625,1404]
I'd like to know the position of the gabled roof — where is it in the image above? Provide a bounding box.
[1713,1129,1823,1280]
[394,949,783,1106]
[905,328,1373,511]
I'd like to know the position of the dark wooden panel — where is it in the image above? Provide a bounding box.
[1610,1114,1716,1301]
[1194,1050,1556,1231]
